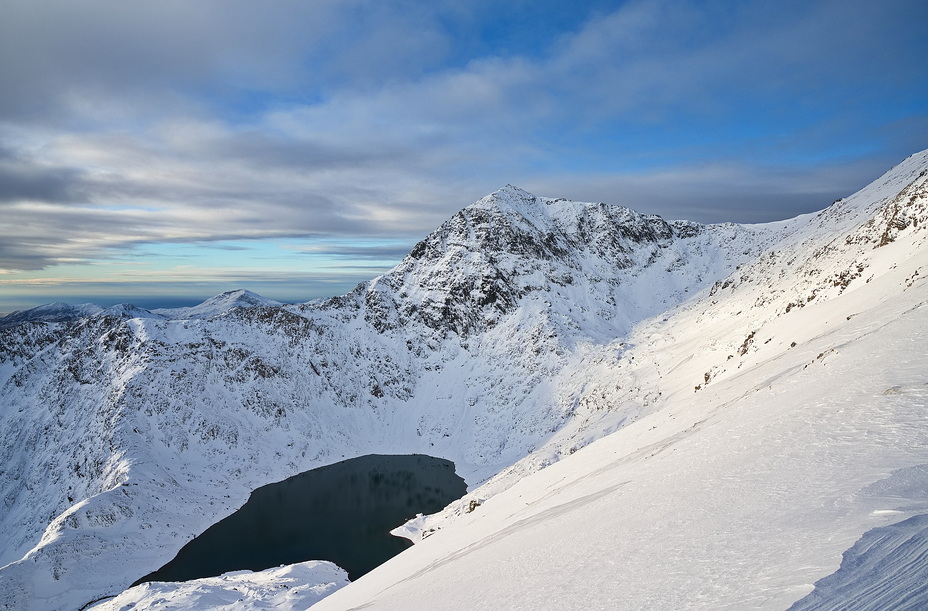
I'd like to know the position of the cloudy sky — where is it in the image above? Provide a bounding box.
[2,0,926,313]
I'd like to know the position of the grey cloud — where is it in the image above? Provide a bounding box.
[292,244,414,260]
[526,157,895,225]
[0,0,465,124]
[184,129,422,172]
[0,126,447,272]
[0,162,83,203]
[0,141,88,203]
[0,1,331,119]
[0,244,57,272]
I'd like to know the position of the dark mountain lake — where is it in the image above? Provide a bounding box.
[134,454,467,584]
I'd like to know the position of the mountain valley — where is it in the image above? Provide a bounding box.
[2,151,927,610]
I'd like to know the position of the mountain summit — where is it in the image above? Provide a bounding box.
[350,182,771,339]
[1,150,927,610]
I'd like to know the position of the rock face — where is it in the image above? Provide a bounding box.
[1,151,928,610]
[352,185,765,338]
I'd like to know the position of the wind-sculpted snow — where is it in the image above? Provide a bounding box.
[790,511,928,609]
[784,463,928,610]
[2,151,928,610]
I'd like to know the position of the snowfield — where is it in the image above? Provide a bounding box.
[1,150,927,610]
[315,245,928,611]
[94,561,348,610]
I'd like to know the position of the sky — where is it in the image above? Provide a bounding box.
[1,0,926,314]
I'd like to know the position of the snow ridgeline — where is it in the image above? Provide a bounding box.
[1,150,927,610]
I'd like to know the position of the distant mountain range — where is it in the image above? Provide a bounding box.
[0,289,283,329]
[2,151,927,610]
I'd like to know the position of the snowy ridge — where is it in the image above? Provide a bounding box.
[1,150,927,610]
[93,561,348,610]
[0,289,283,330]
[98,304,166,321]
[152,289,283,320]
[0,302,104,329]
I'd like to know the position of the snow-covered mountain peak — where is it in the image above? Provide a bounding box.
[0,302,104,329]
[99,303,164,320]
[365,185,768,341]
[153,289,282,320]
[486,183,535,203]
[476,184,561,222]
[471,184,643,238]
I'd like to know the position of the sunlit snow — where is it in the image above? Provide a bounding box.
[1,151,926,610]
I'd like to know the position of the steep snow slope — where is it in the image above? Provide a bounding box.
[315,277,928,610]
[312,153,928,610]
[2,151,927,610]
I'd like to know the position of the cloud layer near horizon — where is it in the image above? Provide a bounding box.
[1,0,926,306]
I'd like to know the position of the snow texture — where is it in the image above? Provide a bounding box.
[89,561,347,610]
[1,150,928,610]
[788,513,928,611]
